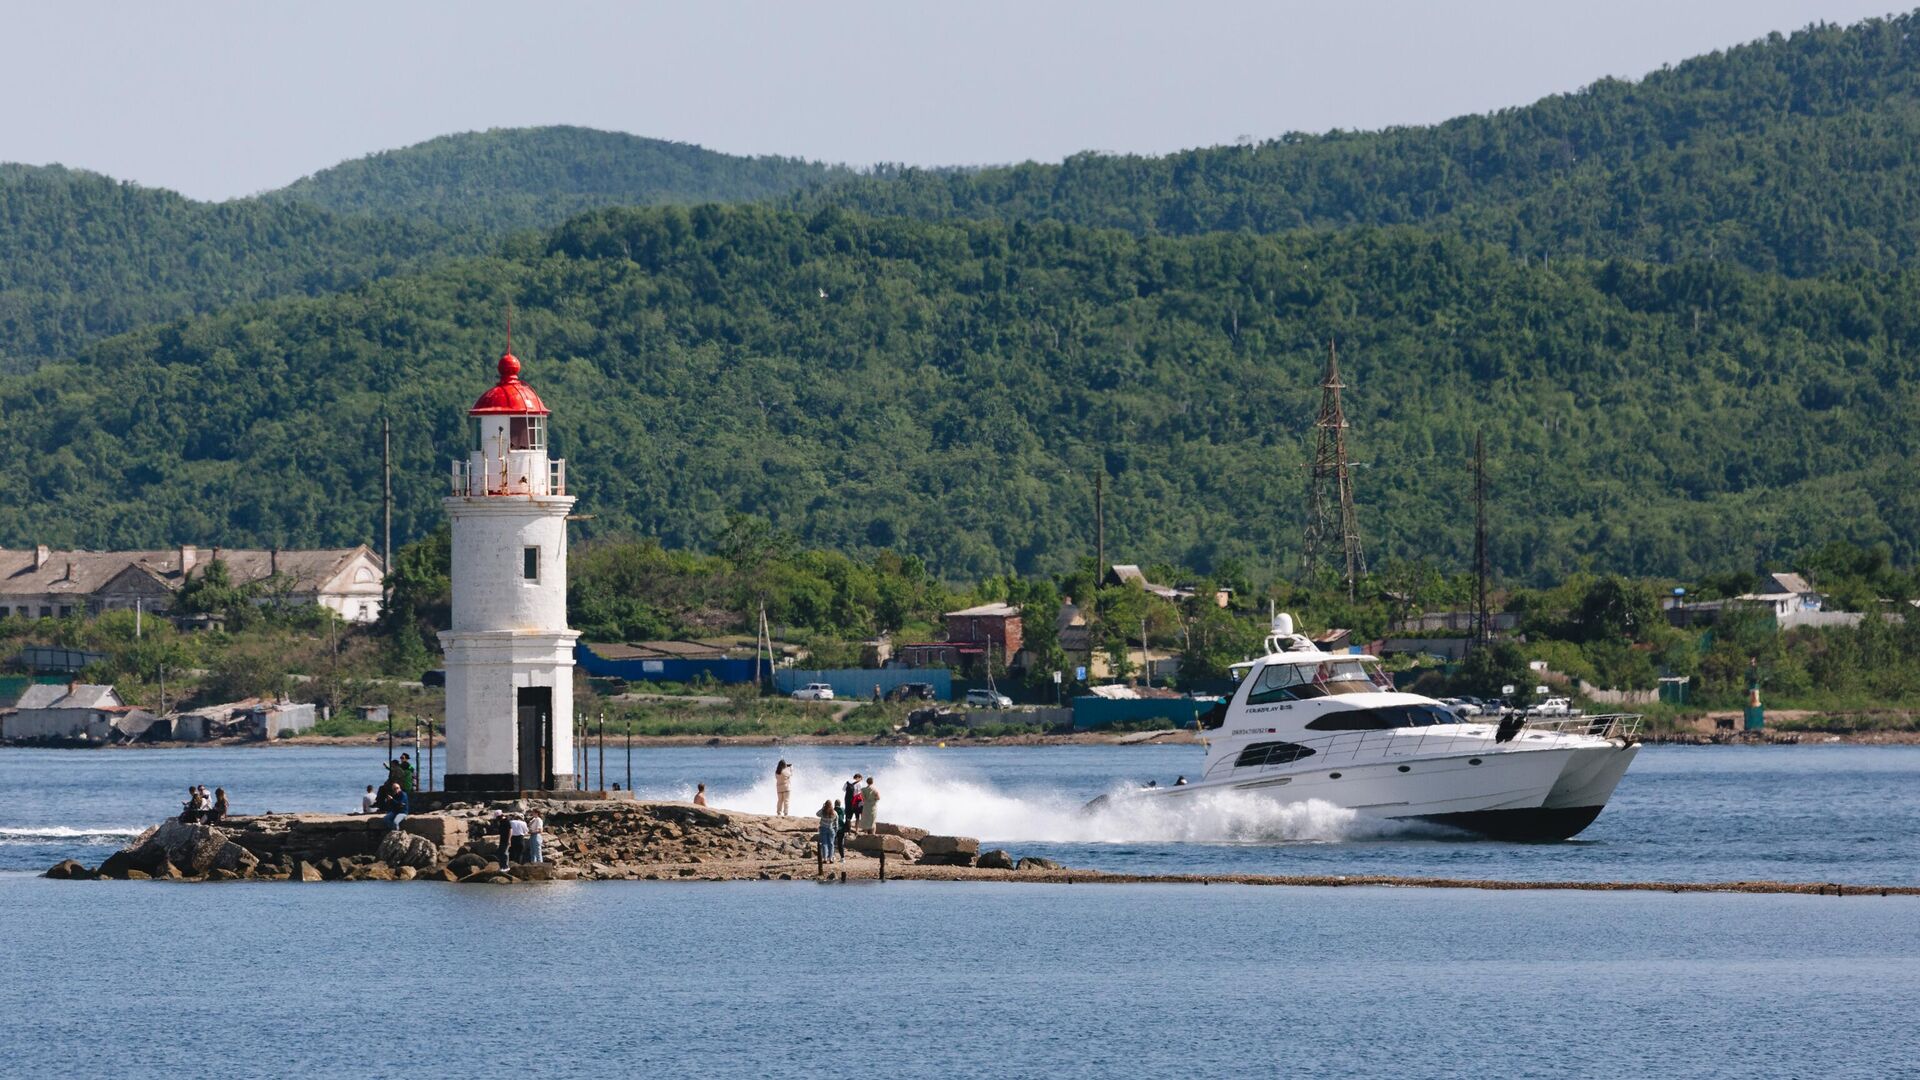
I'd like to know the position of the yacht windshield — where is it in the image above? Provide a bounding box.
[1246,659,1389,704]
[1304,704,1458,730]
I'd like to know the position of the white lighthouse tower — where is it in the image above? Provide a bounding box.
[440,346,580,793]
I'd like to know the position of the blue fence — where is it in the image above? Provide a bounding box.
[773,668,954,701]
[575,645,760,685]
[1071,696,1206,731]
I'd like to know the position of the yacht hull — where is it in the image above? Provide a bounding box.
[1408,805,1605,842]
[1121,740,1638,841]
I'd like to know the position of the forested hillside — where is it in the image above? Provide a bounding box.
[267,126,853,232]
[4,204,1917,583]
[803,14,1920,276]
[0,165,454,371]
[0,130,852,369]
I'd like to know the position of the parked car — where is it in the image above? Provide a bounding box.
[790,683,836,701]
[887,682,937,702]
[1527,696,1574,717]
[965,688,1013,709]
[1445,696,1485,718]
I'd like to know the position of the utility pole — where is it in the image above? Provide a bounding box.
[1301,341,1367,602]
[1471,432,1492,653]
[382,416,393,608]
[1094,471,1106,578]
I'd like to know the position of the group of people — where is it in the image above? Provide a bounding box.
[179,785,228,825]
[816,771,879,862]
[491,809,544,868]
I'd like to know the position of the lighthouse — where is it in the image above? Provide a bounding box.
[440,346,580,792]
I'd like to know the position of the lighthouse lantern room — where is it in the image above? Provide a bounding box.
[440,348,580,792]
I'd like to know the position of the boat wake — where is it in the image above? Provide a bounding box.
[0,826,145,846]
[657,751,1436,845]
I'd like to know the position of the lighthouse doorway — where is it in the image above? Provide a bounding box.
[516,686,554,789]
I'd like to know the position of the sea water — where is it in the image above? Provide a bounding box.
[2,743,1917,1078]
[0,875,1913,1078]
[4,743,1919,884]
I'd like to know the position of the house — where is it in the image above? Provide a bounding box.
[0,545,385,623]
[1386,610,1520,634]
[1737,573,1825,618]
[1104,565,1231,608]
[892,602,1028,676]
[944,603,1024,658]
[2,683,157,743]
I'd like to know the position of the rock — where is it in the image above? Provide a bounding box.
[44,859,88,880]
[375,829,440,870]
[448,852,490,874]
[508,863,554,882]
[918,835,980,857]
[916,853,975,867]
[845,834,922,861]
[124,869,153,880]
[976,850,1016,870]
[154,859,184,880]
[394,866,417,881]
[458,870,496,884]
[207,868,239,882]
[482,873,514,884]
[95,851,137,879]
[1017,856,1063,871]
[423,868,460,882]
[875,822,931,843]
[293,860,324,882]
[361,864,396,881]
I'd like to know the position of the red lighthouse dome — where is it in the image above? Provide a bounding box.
[469,352,550,416]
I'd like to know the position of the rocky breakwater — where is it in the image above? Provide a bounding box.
[43,802,1082,884]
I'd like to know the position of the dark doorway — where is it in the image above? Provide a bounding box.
[516,687,553,790]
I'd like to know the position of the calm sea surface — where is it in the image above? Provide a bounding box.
[2,743,1916,1078]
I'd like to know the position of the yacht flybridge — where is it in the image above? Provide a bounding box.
[1125,614,1641,841]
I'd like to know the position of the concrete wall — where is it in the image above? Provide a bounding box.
[773,668,954,701]
[5,707,113,741]
[1071,697,1204,731]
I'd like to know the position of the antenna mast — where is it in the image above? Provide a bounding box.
[1471,431,1491,652]
[1300,341,1366,601]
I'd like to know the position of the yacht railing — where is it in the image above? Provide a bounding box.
[1201,713,1643,784]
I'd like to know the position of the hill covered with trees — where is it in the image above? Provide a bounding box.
[266,126,855,232]
[3,203,1916,585]
[0,130,853,369]
[0,164,454,371]
[802,14,1920,277]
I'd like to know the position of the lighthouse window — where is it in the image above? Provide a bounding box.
[522,546,540,581]
[510,415,546,450]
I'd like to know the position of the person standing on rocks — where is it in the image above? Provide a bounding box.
[208,788,229,826]
[526,810,545,864]
[508,814,530,862]
[817,800,839,863]
[774,760,792,816]
[388,753,416,792]
[180,786,203,823]
[494,812,513,870]
[859,776,878,832]
[843,773,863,836]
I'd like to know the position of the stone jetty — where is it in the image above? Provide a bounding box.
[42,801,1920,896]
[43,800,1054,884]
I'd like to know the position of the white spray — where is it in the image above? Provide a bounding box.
[639,750,1423,844]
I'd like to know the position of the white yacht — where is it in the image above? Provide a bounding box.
[1115,614,1641,841]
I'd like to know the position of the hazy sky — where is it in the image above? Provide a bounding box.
[0,1,1903,200]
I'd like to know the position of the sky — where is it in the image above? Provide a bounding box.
[0,0,1905,201]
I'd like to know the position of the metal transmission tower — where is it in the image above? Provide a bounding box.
[1300,342,1367,600]
[1471,432,1492,652]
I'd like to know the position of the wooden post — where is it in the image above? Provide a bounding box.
[879,848,887,882]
